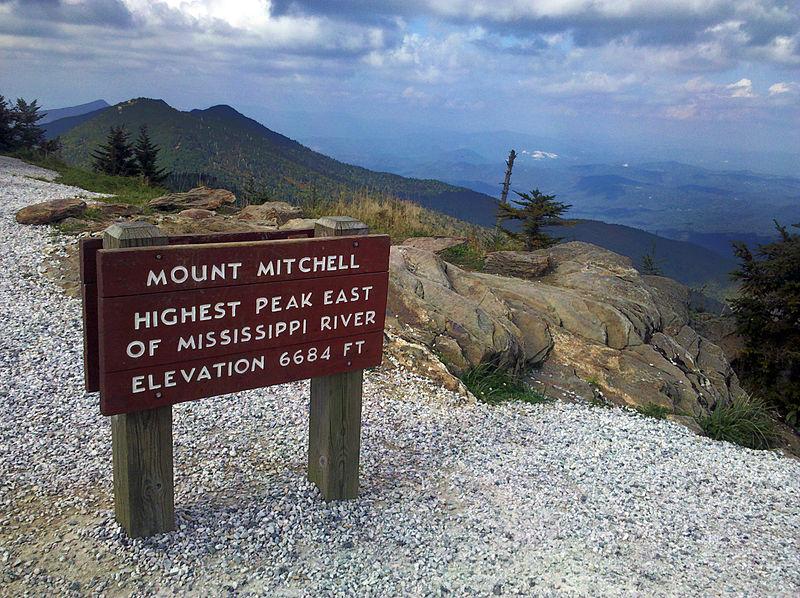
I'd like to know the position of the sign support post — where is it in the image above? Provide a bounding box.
[308,217,369,500]
[104,222,175,537]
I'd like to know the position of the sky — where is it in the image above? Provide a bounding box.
[1,0,799,169]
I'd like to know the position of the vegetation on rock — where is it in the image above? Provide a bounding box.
[697,394,777,450]
[497,188,571,250]
[461,363,549,406]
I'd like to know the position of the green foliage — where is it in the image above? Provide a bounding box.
[0,95,45,152]
[697,395,777,450]
[17,153,165,205]
[497,188,571,251]
[0,95,15,151]
[92,126,139,177]
[461,363,550,406]
[134,125,168,185]
[439,243,485,270]
[731,222,800,424]
[640,242,664,275]
[635,403,671,419]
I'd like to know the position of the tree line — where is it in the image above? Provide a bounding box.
[0,96,59,156]
[92,125,167,185]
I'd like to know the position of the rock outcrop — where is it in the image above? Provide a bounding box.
[387,241,745,418]
[148,187,236,211]
[401,237,467,253]
[483,251,551,279]
[16,198,87,225]
[235,202,303,226]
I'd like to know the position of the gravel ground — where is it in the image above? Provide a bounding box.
[0,155,799,597]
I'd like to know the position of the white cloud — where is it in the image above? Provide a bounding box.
[726,78,756,98]
[664,103,699,120]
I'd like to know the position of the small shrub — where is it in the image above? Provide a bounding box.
[462,363,549,406]
[439,243,485,270]
[635,403,671,419]
[697,395,777,450]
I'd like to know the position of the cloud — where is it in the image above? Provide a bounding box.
[664,103,699,120]
[768,81,796,95]
[726,78,756,98]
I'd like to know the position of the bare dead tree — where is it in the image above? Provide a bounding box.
[499,149,517,205]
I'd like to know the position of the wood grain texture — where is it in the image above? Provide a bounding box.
[308,216,370,501]
[105,222,175,538]
[112,406,174,537]
[308,370,363,500]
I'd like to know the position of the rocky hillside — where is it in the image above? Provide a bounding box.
[387,241,742,431]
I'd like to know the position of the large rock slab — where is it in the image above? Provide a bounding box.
[388,241,746,422]
[402,237,467,253]
[388,246,553,375]
[236,202,303,226]
[483,251,551,279]
[16,198,86,225]
[148,187,236,211]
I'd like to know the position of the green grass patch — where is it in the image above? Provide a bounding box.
[439,243,485,270]
[635,403,671,419]
[12,152,166,205]
[697,395,777,450]
[461,363,549,406]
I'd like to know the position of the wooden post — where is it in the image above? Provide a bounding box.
[104,222,175,537]
[308,217,368,500]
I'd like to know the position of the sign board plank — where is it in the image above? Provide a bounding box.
[98,272,388,372]
[97,235,390,297]
[81,229,315,285]
[80,228,315,392]
[100,331,384,415]
[95,233,390,415]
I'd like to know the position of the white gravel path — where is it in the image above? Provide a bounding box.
[0,155,798,597]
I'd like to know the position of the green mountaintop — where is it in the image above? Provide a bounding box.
[58,98,496,218]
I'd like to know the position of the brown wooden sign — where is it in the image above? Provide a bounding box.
[94,234,390,415]
[80,228,316,392]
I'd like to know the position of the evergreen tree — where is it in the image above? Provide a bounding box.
[11,98,45,149]
[0,95,15,152]
[39,136,62,159]
[640,243,664,275]
[92,126,139,176]
[731,221,800,425]
[134,125,167,185]
[497,188,571,250]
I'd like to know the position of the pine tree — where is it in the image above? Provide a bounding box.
[92,126,139,176]
[731,221,800,425]
[0,95,15,152]
[497,188,571,250]
[134,125,167,185]
[11,98,45,149]
[640,243,663,275]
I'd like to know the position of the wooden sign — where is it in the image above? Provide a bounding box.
[80,228,316,392]
[80,218,383,538]
[95,234,390,415]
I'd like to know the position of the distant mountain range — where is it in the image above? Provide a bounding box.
[40,99,109,124]
[44,98,744,291]
[307,134,799,255]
